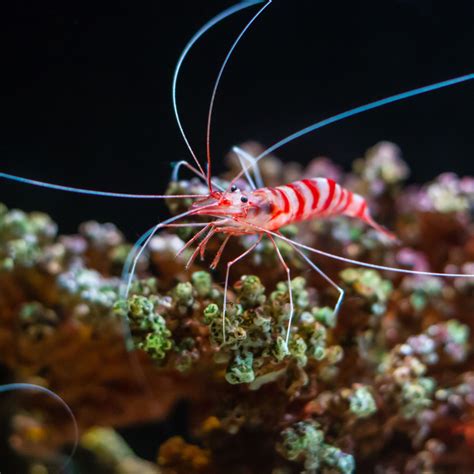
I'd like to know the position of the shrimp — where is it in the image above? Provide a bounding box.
[1,1,474,462]
[186,177,396,342]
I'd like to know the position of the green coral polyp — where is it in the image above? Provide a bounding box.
[236,275,266,307]
[225,352,255,384]
[114,294,173,361]
[280,421,324,463]
[138,323,173,360]
[279,421,354,473]
[348,386,377,418]
[341,268,392,301]
[445,319,469,345]
[191,271,213,298]
[321,445,356,474]
[272,336,290,361]
[289,335,308,367]
[313,306,337,328]
[172,282,194,308]
[128,295,154,319]
[203,303,220,324]
[200,274,340,383]
[400,378,435,419]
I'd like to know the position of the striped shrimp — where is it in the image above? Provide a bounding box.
[1,1,474,464]
[187,176,397,343]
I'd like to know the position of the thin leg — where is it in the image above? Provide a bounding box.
[211,235,231,269]
[176,223,214,258]
[222,235,263,344]
[267,235,294,347]
[281,235,345,320]
[200,229,216,260]
[185,228,217,269]
[121,206,215,298]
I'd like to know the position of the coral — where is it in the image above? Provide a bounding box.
[1,141,474,473]
[277,421,354,474]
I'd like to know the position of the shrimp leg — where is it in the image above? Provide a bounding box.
[280,234,345,320]
[186,228,218,269]
[267,235,294,347]
[176,223,214,259]
[222,235,263,344]
[211,235,232,269]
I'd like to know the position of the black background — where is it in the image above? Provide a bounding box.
[0,0,473,465]
[1,0,473,239]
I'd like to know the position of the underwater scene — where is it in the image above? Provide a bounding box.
[1,1,473,473]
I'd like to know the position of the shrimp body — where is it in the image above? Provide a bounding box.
[193,178,395,240]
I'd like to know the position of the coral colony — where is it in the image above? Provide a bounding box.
[1,142,473,473]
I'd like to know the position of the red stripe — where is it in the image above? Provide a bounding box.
[356,201,367,218]
[275,188,290,214]
[301,179,320,210]
[269,210,283,222]
[341,191,353,212]
[320,179,336,213]
[287,183,305,219]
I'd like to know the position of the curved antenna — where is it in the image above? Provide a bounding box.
[232,146,264,188]
[0,172,203,199]
[0,383,78,470]
[172,0,265,188]
[205,1,271,191]
[230,73,474,185]
[170,160,226,191]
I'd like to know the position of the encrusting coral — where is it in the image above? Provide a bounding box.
[0,141,473,473]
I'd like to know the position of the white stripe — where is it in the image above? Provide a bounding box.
[348,193,364,216]
[313,178,328,213]
[280,185,299,219]
[298,180,316,217]
[326,184,342,214]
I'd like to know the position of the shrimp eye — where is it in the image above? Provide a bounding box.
[231,185,238,192]
[240,196,248,203]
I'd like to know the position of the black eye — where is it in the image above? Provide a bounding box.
[231,185,238,192]
[241,196,248,203]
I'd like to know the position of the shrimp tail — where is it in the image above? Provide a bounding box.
[363,212,400,243]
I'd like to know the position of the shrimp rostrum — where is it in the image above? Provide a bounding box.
[2,0,474,353]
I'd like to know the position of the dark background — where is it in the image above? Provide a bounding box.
[0,0,473,466]
[1,0,473,239]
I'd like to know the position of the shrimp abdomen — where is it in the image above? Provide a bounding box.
[260,178,396,240]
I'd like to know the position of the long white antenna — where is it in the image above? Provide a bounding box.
[172,1,264,183]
